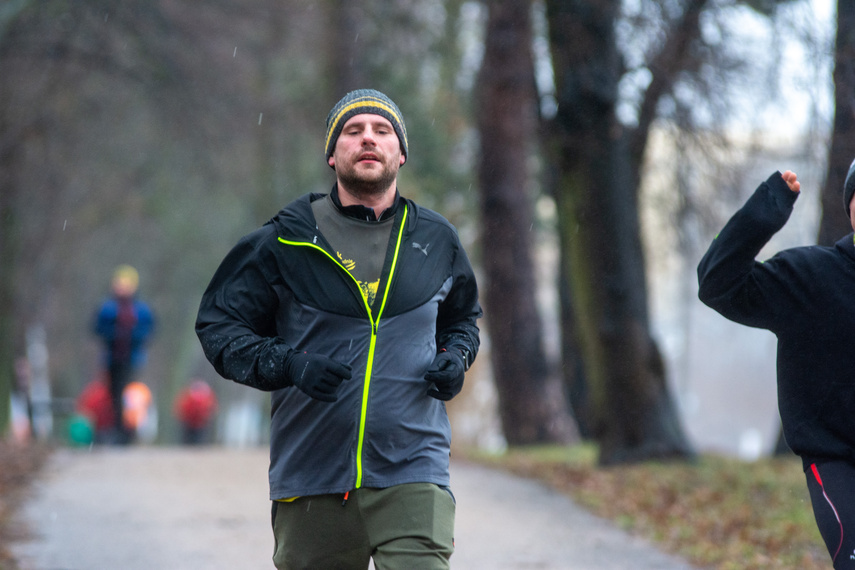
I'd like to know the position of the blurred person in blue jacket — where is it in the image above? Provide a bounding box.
[93,264,154,445]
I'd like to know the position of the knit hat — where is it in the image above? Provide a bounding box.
[111,264,139,297]
[845,157,855,216]
[324,89,408,162]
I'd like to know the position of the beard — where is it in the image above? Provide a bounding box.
[336,157,399,200]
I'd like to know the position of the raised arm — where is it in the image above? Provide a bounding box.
[697,171,800,330]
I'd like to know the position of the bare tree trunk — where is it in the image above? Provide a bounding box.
[0,0,30,435]
[557,254,591,438]
[0,61,36,437]
[476,0,574,445]
[0,127,17,436]
[254,2,287,221]
[544,0,693,464]
[328,0,369,94]
[818,0,855,246]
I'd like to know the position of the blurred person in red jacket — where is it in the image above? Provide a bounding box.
[77,374,153,444]
[75,374,114,443]
[174,379,218,445]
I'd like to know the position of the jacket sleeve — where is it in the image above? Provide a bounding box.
[93,300,115,341]
[697,171,799,330]
[132,301,155,343]
[435,231,482,366]
[195,226,293,391]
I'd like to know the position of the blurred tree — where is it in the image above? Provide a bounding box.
[0,0,62,435]
[545,0,694,465]
[818,0,855,245]
[0,76,23,436]
[475,0,575,444]
[329,0,371,92]
[542,0,801,464]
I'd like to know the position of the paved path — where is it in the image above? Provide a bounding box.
[11,447,695,569]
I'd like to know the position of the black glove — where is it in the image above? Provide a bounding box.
[284,351,352,402]
[424,349,466,401]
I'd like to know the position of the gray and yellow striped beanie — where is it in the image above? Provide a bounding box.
[324,89,408,162]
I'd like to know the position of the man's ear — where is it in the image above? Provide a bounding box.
[399,155,406,166]
[328,156,336,168]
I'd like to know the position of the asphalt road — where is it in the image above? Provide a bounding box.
[11,447,696,570]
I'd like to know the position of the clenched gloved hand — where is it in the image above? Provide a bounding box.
[284,351,352,402]
[424,348,466,401]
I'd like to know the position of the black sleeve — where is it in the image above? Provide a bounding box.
[435,232,482,367]
[697,171,799,330]
[195,226,293,391]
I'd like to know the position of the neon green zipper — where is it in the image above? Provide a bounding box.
[277,204,408,488]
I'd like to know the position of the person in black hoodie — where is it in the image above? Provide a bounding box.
[698,165,855,568]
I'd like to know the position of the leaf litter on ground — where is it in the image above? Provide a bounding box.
[0,440,49,570]
[467,444,829,570]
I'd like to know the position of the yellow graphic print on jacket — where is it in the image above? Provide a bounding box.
[338,252,379,306]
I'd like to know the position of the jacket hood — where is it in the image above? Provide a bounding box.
[835,232,855,263]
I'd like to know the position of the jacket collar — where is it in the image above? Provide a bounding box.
[330,184,401,222]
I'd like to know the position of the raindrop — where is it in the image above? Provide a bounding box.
[258,113,263,125]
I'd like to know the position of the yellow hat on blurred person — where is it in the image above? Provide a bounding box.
[112,264,139,297]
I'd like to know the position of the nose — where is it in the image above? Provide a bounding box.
[361,127,378,145]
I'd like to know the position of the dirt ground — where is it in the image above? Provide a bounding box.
[10,446,696,569]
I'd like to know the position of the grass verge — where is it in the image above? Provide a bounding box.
[467,444,829,570]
